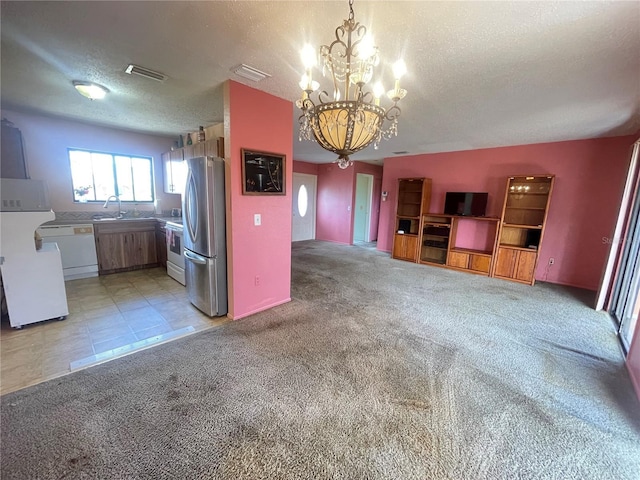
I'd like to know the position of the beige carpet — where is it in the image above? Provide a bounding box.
[1,240,639,479]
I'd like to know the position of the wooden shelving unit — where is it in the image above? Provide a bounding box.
[418,213,500,276]
[392,178,432,262]
[492,175,555,285]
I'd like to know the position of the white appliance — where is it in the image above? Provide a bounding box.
[166,221,185,285]
[182,156,227,316]
[0,179,68,329]
[37,224,98,280]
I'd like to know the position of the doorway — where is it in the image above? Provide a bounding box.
[609,176,640,352]
[603,140,640,353]
[353,173,373,243]
[292,173,317,242]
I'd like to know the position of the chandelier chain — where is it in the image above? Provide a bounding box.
[348,0,354,21]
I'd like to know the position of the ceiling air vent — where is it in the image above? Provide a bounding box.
[231,64,271,82]
[393,151,409,155]
[125,64,166,82]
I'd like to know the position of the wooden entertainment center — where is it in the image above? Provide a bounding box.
[392,175,554,285]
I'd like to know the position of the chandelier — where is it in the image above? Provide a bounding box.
[296,0,407,169]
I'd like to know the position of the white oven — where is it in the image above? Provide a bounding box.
[166,221,185,285]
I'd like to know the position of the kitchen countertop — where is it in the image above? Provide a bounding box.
[42,216,181,226]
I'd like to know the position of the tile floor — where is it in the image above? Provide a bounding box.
[0,267,228,395]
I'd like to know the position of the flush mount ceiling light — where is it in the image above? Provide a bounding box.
[72,81,108,100]
[297,0,408,169]
[230,64,272,82]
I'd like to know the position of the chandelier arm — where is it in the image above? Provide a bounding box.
[384,104,402,122]
[302,98,315,110]
[317,90,333,104]
[360,91,374,104]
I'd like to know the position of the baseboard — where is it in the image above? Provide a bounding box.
[229,297,292,321]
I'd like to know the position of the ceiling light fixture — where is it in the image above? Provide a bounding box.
[297,0,407,169]
[72,81,108,100]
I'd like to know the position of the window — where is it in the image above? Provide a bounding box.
[68,149,154,203]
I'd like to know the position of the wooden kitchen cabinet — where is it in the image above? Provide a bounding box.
[156,222,167,268]
[1,120,28,179]
[162,149,186,194]
[94,221,158,274]
[162,137,224,194]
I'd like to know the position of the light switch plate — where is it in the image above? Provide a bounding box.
[254,214,261,226]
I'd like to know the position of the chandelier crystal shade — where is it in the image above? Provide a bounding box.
[297,0,407,169]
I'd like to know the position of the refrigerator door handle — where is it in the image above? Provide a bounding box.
[184,169,199,244]
[184,249,207,265]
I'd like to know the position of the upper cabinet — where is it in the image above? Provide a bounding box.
[391,178,432,263]
[1,120,28,179]
[162,149,186,194]
[162,137,224,194]
[493,175,555,285]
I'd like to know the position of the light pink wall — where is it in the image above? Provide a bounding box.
[225,81,293,320]
[293,160,319,176]
[628,326,640,402]
[315,163,355,244]
[379,136,635,290]
[1,109,181,214]
[353,162,383,242]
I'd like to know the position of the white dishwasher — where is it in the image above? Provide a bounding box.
[37,224,98,280]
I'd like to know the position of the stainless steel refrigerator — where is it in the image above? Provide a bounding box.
[182,156,228,316]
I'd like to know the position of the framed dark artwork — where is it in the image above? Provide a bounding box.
[241,149,286,195]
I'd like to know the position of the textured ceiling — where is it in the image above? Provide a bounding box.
[1,1,639,164]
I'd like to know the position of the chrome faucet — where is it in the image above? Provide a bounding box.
[103,195,125,219]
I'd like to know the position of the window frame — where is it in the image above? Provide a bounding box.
[67,148,155,204]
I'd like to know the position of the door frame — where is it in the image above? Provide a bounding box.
[353,173,374,243]
[292,172,317,242]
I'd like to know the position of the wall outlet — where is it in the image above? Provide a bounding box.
[548,258,555,265]
[255,275,260,286]
[254,214,261,226]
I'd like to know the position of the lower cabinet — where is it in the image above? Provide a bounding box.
[95,221,158,274]
[493,247,537,284]
[447,250,492,275]
[392,234,419,262]
[156,222,167,268]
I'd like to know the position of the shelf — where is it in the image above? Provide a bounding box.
[423,245,447,251]
[423,222,451,227]
[499,243,539,252]
[396,233,418,237]
[396,216,420,220]
[503,223,543,229]
[505,206,546,211]
[421,258,446,264]
[509,192,549,197]
[450,247,492,257]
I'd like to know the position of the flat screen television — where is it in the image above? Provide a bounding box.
[444,192,488,216]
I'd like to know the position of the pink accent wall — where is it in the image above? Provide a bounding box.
[315,163,355,244]
[1,109,181,213]
[628,326,640,402]
[293,160,319,176]
[312,161,383,244]
[379,136,636,290]
[225,81,293,319]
